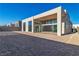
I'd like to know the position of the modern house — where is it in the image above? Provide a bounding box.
[15,21,22,30]
[73,24,79,28]
[15,21,22,27]
[22,6,72,36]
[6,21,22,31]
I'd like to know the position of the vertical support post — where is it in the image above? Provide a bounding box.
[62,22,65,34]
[22,21,24,32]
[26,21,28,32]
[32,17,34,32]
[57,7,62,36]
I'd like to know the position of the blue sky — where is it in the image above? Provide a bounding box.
[0,3,79,25]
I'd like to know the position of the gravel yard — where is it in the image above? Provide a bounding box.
[0,31,79,56]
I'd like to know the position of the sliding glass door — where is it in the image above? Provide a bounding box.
[28,21,32,32]
[42,25,57,32]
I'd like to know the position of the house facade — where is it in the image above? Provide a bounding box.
[22,6,72,36]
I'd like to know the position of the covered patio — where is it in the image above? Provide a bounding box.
[33,13,57,34]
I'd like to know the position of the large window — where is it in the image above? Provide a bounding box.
[28,21,32,32]
[42,25,52,31]
[23,22,26,31]
[41,19,57,24]
[42,25,57,32]
[41,19,57,32]
[46,19,57,24]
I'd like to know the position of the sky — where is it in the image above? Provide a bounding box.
[0,3,79,25]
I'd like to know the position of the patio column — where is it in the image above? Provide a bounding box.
[25,21,27,32]
[22,21,24,32]
[57,7,62,36]
[32,17,34,32]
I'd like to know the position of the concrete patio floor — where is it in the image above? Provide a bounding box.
[16,31,79,46]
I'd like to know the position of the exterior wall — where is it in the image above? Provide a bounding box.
[57,7,62,36]
[61,11,72,34]
[22,6,72,36]
[65,19,72,34]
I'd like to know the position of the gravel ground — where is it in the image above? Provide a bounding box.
[0,31,79,56]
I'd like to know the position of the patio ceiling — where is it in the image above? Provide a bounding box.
[34,13,66,21]
[34,13,57,21]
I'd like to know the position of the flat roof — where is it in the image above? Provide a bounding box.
[22,6,66,22]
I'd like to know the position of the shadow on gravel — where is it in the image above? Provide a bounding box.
[0,33,79,56]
